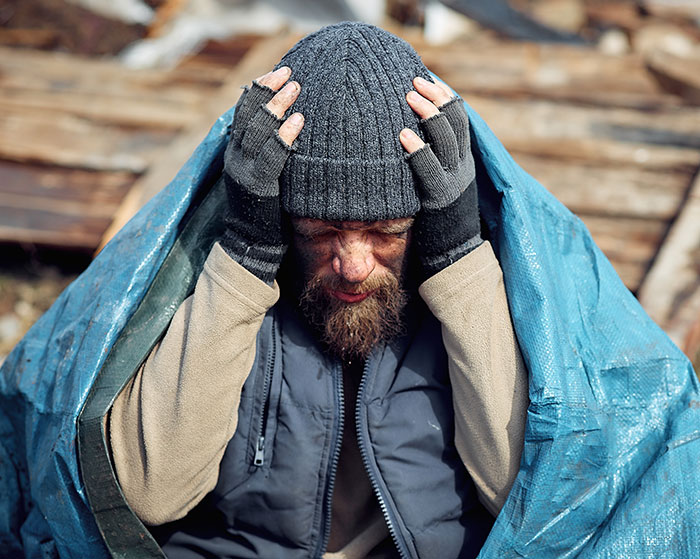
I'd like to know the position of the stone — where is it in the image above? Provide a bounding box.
[0,314,22,345]
[598,28,631,55]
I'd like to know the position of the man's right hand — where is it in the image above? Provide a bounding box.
[220,66,304,283]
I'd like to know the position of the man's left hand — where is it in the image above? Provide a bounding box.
[400,77,482,278]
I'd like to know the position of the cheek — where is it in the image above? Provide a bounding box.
[294,241,333,278]
[375,239,410,275]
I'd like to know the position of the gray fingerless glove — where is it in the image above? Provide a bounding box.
[221,81,294,283]
[407,96,482,278]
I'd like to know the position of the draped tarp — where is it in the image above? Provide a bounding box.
[0,108,233,559]
[1,90,698,558]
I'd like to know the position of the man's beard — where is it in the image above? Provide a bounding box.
[298,272,408,362]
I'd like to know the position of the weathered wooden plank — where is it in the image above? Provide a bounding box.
[465,94,700,147]
[514,153,690,220]
[0,207,112,249]
[637,170,700,348]
[467,94,700,170]
[489,136,700,171]
[98,32,302,251]
[646,49,700,104]
[0,87,200,129]
[0,109,175,172]
[0,192,115,219]
[0,46,218,104]
[0,161,135,247]
[418,39,682,108]
[0,160,135,202]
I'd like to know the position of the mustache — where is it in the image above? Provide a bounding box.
[310,273,397,295]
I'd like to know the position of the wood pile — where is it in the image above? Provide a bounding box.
[0,33,262,249]
[1,0,700,356]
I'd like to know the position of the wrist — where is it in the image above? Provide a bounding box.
[221,175,288,283]
[414,181,482,277]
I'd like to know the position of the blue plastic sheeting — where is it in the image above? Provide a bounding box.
[467,104,700,558]
[0,108,233,558]
[2,94,699,557]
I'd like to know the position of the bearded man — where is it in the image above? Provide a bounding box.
[108,22,529,559]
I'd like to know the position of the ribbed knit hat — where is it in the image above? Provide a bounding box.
[277,22,432,221]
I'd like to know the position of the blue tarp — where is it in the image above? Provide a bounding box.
[1,93,699,558]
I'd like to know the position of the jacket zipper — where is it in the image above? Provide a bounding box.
[253,318,276,467]
[355,359,412,559]
[314,362,345,558]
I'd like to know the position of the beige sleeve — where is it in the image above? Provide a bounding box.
[108,242,280,526]
[419,241,529,516]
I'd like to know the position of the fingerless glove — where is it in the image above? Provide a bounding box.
[221,81,294,283]
[407,96,482,278]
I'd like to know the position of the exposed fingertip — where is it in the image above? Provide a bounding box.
[282,81,298,93]
[289,112,304,126]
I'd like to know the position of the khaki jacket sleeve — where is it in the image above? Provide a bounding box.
[419,241,529,516]
[108,242,280,526]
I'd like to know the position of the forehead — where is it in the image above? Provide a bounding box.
[291,217,414,234]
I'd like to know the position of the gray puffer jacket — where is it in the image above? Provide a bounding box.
[149,296,493,558]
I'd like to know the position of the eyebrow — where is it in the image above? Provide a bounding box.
[371,220,414,234]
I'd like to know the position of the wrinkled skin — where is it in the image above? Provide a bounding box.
[292,218,413,361]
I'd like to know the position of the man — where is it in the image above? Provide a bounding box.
[108,22,529,558]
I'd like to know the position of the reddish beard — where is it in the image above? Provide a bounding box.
[298,272,408,362]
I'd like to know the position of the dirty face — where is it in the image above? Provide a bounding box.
[291,217,413,361]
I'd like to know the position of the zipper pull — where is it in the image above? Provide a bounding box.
[253,436,265,466]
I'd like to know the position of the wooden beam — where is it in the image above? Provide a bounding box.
[646,49,700,105]
[0,88,200,130]
[637,168,700,348]
[0,46,222,98]
[466,94,700,171]
[0,208,113,249]
[0,162,135,248]
[97,31,301,252]
[416,39,683,109]
[0,109,176,172]
[515,153,691,220]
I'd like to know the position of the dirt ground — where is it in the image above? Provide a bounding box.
[0,245,89,364]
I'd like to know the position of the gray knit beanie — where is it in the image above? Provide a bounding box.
[277,22,432,221]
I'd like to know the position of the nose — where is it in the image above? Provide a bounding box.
[331,231,375,284]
